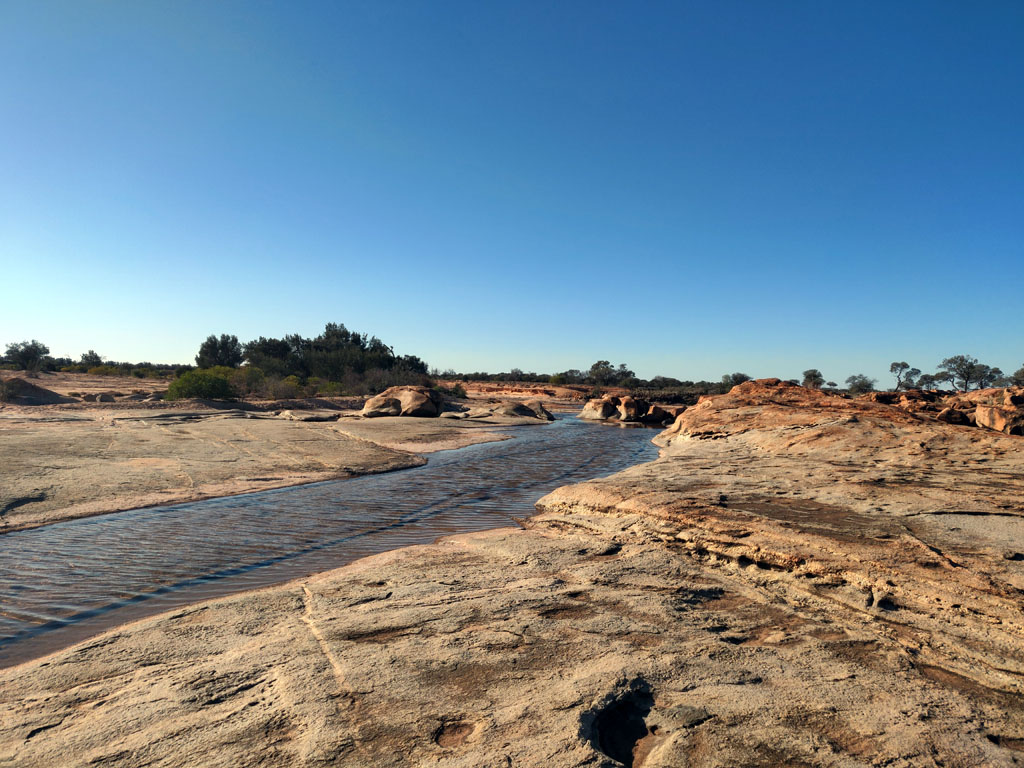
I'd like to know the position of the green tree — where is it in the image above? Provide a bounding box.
[801,369,825,389]
[5,340,49,370]
[721,372,751,389]
[196,334,243,369]
[1012,365,1024,387]
[889,361,921,391]
[938,355,981,391]
[845,374,876,394]
[588,360,616,386]
[975,365,1005,389]
[80,350,103,367]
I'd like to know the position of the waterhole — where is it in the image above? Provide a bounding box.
[0,416,658,667]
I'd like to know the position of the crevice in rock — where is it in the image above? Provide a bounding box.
[590,684,654,767]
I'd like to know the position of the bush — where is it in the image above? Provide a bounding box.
[433,383,468,399]
[845,374,876,394]
[259,375,304,400]
[229,365,266,396]
[165,370,236,401]
[88,365,123,376]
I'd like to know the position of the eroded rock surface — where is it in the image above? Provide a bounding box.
[2,379,1023,766]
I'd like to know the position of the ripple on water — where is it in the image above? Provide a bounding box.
[0,416,659,666]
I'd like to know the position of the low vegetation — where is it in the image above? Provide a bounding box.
[165,370,237,401]
[4,331,1022,404]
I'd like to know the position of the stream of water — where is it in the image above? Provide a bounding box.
[0,416,659,667]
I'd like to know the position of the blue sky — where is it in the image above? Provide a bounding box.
[2,1,1021,384]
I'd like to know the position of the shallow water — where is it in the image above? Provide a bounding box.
[0,416,658,667]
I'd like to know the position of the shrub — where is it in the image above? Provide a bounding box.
[165,370,236,401]
[845,374,876,394]
[259,375,304,400]
[229,365,266,396]
[5,340,49,370]
[88,365,124,376]
[433,383,468,399]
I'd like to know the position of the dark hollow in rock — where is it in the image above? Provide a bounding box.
[591,688,654,767]
[434,721,473,748]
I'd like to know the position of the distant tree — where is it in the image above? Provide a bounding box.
[937,355,980,391]
[5,340,49,370]
[801,369,825,389]
[976,365,1005,389]
[243,336,294,377]
[1012,365,1024,387]
[721,372,751,389]
[845,374,876,394]
[649,375,683,388]
[80,350,103,367]
[915,373,938,390]
[196,334,243,369]
[399,355,429,375]
[825,381,837,389]
[587,360,616,386]
[889,361,921,391]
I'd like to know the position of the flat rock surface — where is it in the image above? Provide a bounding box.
[2,380,1023,766]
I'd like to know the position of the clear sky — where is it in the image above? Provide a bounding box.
[2,1,1021,384]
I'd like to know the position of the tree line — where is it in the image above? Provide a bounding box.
[796,356,1024,395]
[4,335,1022,401]
[1,340,185,379]
[184,324,430,398]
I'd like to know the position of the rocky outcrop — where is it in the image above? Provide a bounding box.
[455,399,554,421]
[616,395,648,422]
[4,377,1024,766]
[579,396,620,420]
[579,395,683,426]
[975,404,1024,435]
[493,398,554,421]
[361,386,444,418]
[859,385,1024,436]
[0,378,76,406]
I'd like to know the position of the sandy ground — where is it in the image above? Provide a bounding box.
[0,405,541,533]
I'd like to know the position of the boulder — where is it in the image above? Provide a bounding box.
[96,393,115,403]
[492,400,555,420]
[360,386,443,418]
[975,405,1024,436]
[579,396,620,420]
[522,399,555,421]
[641,404,672,425]
[616,396,649,422]
[0,378,76,406]
[1004,389,1024,407]
[935,407,973,426]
